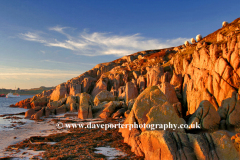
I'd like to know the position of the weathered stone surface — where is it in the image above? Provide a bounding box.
[188,100,221,131]
[66,96,77,105]
[14,98,31,108]
[125,82,138,104]
[30,96,49,108]
[158,82,179,105]
[92,101,108,118]
[25,109,36,119]
[94,90,115,106]
[231,133,240,152]
[189,131,239,160]
[112,108,126,118]
[78,93,92,119]
[50,83,68,101]
[127,99,135,111]
[139,131,196,160]
[170,71,183,91]
[70,103,78,112]
[91,79,107,98]
[82,77,97,93]
[56,105,67,114]
[31,108,44,120]
[137,75,146,93]
[69,83,81,96]
[124,110,130,118]
[218,91,240,130]
[47,101,61,109]
[146,66,164,87]
[99,101,122,118]
[118,86,126,100]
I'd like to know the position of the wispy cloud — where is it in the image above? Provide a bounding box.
[0,67,81,80]
[19,26,190,57]
[41,59,96,66]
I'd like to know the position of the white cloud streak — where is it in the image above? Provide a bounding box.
[0,67,81,80]
[19,27,190,57]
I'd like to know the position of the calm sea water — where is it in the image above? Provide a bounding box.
[0,95,34,130]
[0,95,33,115]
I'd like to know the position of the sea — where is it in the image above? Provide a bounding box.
[0,95,34,131]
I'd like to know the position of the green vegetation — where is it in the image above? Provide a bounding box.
[0,86,55,95]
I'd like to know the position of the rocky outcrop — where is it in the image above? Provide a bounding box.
[50,83,68,101]
[66,95,77,105]
[189,131,239,160]
[78,93,93,119]
[99,101,122,118]
[25,109,36,118]
[139,130,196,160]
[119,86,188,158]
[91,78,107,98]
[125,82,138,104]
[218,91,240,131]
[81,77,96,93]
[146,66,164,87]
[158,82,179,105]
[188,100,221,131]
[137,75,146,93]
[69,83,81,96]
[93,90,115,106]
[13,17,240,160]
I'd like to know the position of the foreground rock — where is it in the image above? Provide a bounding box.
[93,90,115,106]
[119,86,186,158]
[188,100,221,131]
[78,93,93,119]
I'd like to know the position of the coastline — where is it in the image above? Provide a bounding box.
[0,112,141,159]
[0,116,69,158]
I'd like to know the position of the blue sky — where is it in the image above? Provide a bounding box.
[0,0,239,89]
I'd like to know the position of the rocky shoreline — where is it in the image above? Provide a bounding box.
[0,113,143,159]
[4,17,240,159]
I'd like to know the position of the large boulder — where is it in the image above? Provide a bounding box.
[91,78,108,98]
[188,100,221,131]
[189,131,239,160]
[119,86,186,157]
[92,101,109,118]
[93,90,115,106]
[78,93,93,119]
[31,108,44,120]
[158,82,179,105]
[30,96,49,108]
[139,130,196,160]
[218,91,240,130]
[25,109,36,119]
[125,82,138,104]
[50,83,68,101]
[146,66,164,87]
[98,101,122,118]
[69,83,81,96]
[15,98,31,108]
[66,95,77,105]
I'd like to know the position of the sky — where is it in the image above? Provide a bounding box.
[0,0,239,89]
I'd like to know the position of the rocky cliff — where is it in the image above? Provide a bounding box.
[14,17,240,159]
